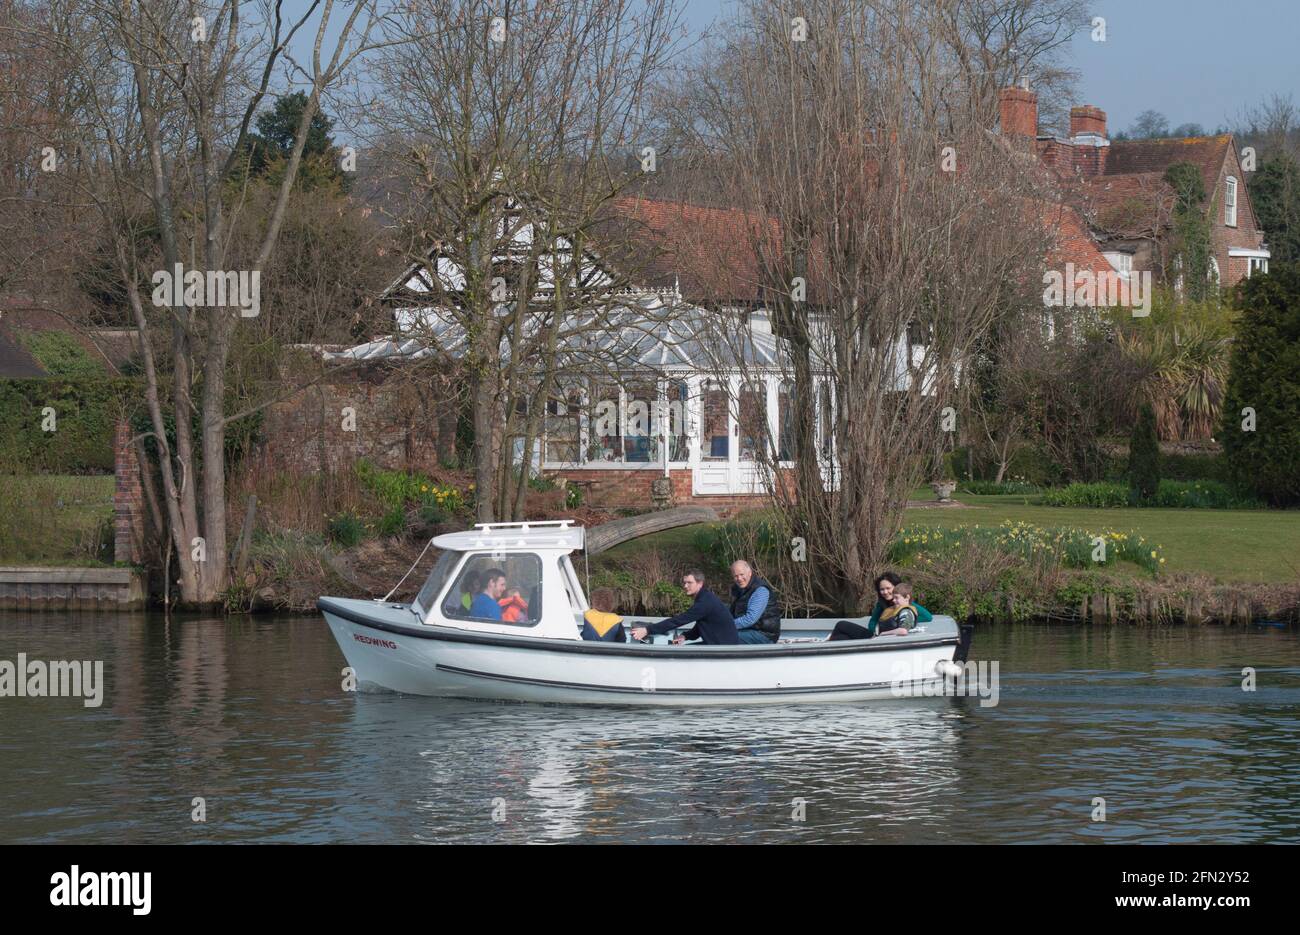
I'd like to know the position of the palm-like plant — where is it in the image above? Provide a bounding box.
[1118,322,1230,440]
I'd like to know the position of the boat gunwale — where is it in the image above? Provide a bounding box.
[319,596,962,659]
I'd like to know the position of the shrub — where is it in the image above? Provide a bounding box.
[327,513,365,547]
[1222,264,1300,506]
[0,378,137,473]
[1155,451,1231,483]
[691,516,784,571]
[1041,482,1130,508]
[1128,403,1161,504]
[377,505,407,537]
[15,330,105,379]
[356,460,464,513]
[959,480,1043,495]
[1041,479,1260,509]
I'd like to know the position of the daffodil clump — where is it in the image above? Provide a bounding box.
[356,459,466,514]
[891,520,1164,573]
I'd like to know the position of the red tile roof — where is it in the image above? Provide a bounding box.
[1077,172,1176,239]
[603,196,779,303]
[1038,200,1116,277]
[1103,135,1232,199]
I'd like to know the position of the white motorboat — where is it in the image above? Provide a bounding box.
[319,520,973,706]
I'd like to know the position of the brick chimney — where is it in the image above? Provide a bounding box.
[999,79,1038,141]
[1070,105,1107,140]
[1069,105,1108,176]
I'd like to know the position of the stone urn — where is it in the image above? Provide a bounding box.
[930,480,957,503]
[650,476,674,509]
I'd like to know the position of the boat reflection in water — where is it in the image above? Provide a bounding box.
[351,690,973,843]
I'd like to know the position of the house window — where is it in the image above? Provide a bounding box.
[1248,256,1268,277]
[544,389,582,463]
[737,382,767,462]
[590,382,622,461]
[818,382,834,460]
[664,379,690,462]
[778,380,794,462]
[702,381,729,461]
[622,381,657,462]
[1225,176,1237,227]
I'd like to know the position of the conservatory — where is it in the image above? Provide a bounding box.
[327,290,843,498]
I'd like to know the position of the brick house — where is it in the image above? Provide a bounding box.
[999,83,1270,291]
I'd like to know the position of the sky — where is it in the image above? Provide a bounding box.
[680,0,1300,135]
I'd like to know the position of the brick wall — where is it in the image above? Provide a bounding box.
[260,366,457,476]
[555,466,776,517]
[112,418,144,564]
[1210,146,1267,288]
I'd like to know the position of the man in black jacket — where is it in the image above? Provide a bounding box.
[630,570,739,645]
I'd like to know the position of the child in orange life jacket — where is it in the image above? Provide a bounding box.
[498,588,529,623]
[876,582,919,636]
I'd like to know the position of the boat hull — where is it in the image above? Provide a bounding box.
[320,597,971,706]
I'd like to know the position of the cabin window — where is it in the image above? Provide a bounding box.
[442,552,544,627]
[1225,176,1237,227]
[414,550,461,619]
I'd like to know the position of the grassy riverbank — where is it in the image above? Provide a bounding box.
[904,491,1300,584]
[0,474,114,564]
[588,492,1300,623]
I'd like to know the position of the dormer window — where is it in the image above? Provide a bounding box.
[1225,176,1238,227]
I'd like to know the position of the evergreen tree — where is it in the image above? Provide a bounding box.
[1128,403,1161,503]
[240,92,345,190]
[1222,264,1300,506]
[1251,152,1300,265]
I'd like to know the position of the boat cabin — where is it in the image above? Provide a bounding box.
[411,521,590,641]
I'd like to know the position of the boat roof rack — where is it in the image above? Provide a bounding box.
[433,519,585,554]
[473,520,575,532]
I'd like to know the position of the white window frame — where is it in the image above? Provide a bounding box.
[1225,176,1238,228]
[1230,247,1270,279]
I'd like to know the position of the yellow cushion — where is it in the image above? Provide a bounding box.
[584,609,623,637]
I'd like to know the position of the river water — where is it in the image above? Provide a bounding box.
[1,612,1297,844]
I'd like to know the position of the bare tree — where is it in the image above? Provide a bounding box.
[12,0,392,605]
[676,0,1055,612]
[367,0,685,522]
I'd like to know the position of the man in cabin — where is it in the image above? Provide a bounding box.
[469,568,507,621]
[630,570,739,645]
[728,560,781,644]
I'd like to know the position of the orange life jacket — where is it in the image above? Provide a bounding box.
[498,593,529,622]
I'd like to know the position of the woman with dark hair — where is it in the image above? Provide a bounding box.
[825,572,934,641]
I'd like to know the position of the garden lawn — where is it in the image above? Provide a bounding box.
[0,474,115,564]
[904,492,1300,583]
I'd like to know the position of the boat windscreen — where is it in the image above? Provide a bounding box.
[413,550,460,619]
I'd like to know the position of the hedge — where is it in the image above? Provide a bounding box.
[0,378,139,473]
